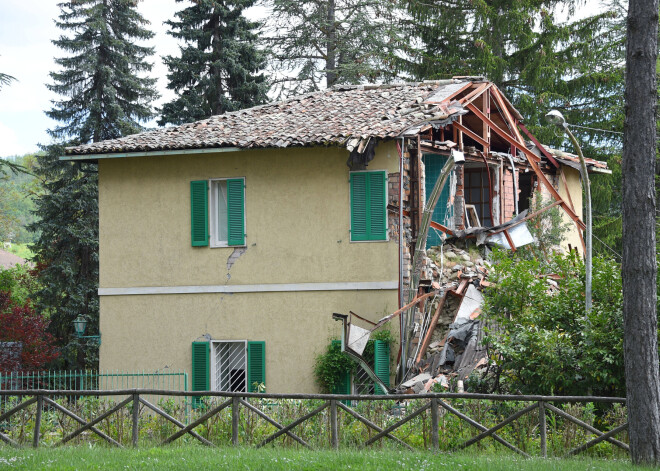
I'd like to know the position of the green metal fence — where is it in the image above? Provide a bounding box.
[0,370,188,411]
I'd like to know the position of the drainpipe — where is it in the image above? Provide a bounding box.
[504,154,519,216]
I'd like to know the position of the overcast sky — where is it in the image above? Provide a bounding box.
[0,1,604,159]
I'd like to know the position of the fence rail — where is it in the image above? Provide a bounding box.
[0,389,628,457]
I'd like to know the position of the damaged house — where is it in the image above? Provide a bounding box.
[64,77,608,394]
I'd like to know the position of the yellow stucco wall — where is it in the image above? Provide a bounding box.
[99,144,399,287]
[99,290,397,394]
[558,166,585,254]
[97,143,401,392]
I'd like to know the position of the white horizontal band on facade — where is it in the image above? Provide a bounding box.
[98,281,399,296]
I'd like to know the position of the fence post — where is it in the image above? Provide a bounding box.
[539,401,547,458]
[330,399,338,450]
[132,393,140,447]
[33,395,43,448]
[431,397,439,452]
[232,396,240,446]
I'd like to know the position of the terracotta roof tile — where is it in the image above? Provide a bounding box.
[66,81,470,155]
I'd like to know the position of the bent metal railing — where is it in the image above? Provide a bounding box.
[0,390,627,457]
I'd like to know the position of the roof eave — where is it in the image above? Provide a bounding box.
[60,146,246,162]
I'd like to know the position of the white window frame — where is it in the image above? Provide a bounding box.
[208,177,246,248]
[210,340,248,392]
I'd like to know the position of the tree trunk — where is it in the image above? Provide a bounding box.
[326,0,337,88]
[210,11,224,116]
[622,0,660,465]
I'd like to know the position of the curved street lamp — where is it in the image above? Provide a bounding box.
[545,110,592,313]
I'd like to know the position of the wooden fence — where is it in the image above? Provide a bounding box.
[0,389,628,457]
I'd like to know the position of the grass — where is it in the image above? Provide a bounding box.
[0,447,645,471]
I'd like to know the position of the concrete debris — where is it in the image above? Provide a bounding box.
[398,241,492,394]
[401,373,432,389]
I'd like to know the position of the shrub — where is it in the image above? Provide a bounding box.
[0,289,59,370]
[314,330,394,393]
[482,250,624,397]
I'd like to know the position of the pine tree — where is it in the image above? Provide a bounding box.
[265,0,403,97]
[404,1,622,136]
[159,0,268,126]
[0,72,15,90]
[32,0,158,368]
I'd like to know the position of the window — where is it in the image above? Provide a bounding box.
[350,170,387,241]
[190,178,245,247]
[464,168,493,227]
[192,340,265,406]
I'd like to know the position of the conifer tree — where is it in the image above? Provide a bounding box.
[159,0,268,126]
[0,72,15,90]
[32,0,158,368]
[265,0,403,97]
[404,1,622,137]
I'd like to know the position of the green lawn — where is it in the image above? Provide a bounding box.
[0,447,643,470]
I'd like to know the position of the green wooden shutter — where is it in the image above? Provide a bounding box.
[369,171,387,240]
[191,341,210,408]
[227,178,245,246]
[190,180,209,247]
[374,340,390,395]
[350,173,368,241]
[351,171,387,241]
[247,341,265,392]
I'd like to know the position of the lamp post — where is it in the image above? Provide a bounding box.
[73,315,101,344]
[545,110,592,313]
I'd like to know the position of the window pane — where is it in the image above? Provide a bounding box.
[216,181,228,243]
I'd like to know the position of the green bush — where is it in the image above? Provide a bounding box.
[314,330,394,393]
[482,250,624,397]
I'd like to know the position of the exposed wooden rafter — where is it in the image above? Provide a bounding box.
[465,102,586,231]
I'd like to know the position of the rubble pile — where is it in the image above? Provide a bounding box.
[423,242,491,287]
[400,241,492,394]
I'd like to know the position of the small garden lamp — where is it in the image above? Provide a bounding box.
[73,315,101,344]
[545,109,592,314]
[73,314,87,337]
